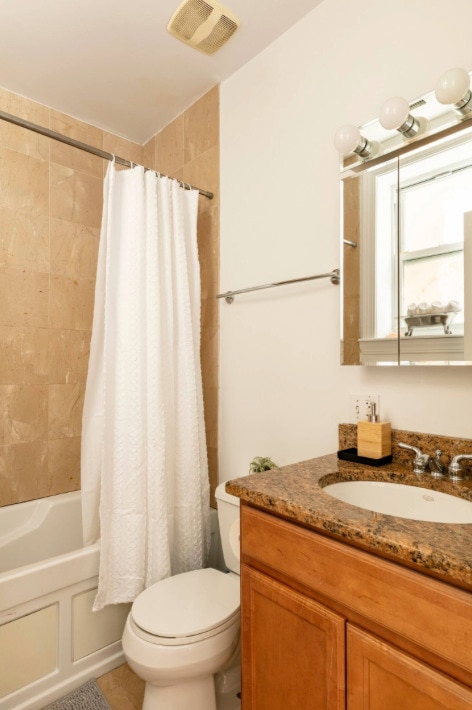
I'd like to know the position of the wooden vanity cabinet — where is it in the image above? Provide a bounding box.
[240,503,472,709]
[347,625,472,709]
[242,565,345,709]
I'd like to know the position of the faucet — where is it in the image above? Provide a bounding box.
[398,442,430,474]
[448,454,472,482]
[428,449,447,478]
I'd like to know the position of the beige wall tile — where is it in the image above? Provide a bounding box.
[103,134,143,166]
[0,445,13,504]
[183,144,219,208]
[48,329,91,384]
[50,110,104,178]
[170,168,184,183]
[50,164,103,228]
[0,84,220,507]
[50,218,99,279]
[0,327,49,385]
[0,208,49,272]
[207,445,218,508]
[0,384,48,445]
[0,88,49,127]
[142,137,156,171]
[201,298,218,382]
[48,436,81,493]
[197,204,219,298]
[202,383,218,450]
[0,89,49,160]
[183,86,219,163]
[154,115,184,176]
[0,268,49,328]
[49,275,95,330]
[49,383,84,438]
[0,147,49,217]
[8,440,49,502]
[21,328,50,384]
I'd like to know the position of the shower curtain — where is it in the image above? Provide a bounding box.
[81,163,210,611]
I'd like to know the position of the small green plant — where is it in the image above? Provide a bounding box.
[249,456,278,474]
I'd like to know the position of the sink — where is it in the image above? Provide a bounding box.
[323,480,472,523]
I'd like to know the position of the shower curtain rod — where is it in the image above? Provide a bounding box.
[0,109,214,200]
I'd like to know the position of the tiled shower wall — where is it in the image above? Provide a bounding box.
[143,86,220,505]
[0,86,219,507]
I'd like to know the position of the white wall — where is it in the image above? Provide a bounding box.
[219,0,472,481]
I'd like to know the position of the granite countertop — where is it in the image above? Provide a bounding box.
[226,453,472,592]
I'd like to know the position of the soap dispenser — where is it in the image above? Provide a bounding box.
[357,403,391,460]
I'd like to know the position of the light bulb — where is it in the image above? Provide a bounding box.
[379,96,411,130]
[435,67,471,112]
[333,124,370,157]
[379,96,424,137]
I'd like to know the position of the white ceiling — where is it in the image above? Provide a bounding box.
[0,0,324,144]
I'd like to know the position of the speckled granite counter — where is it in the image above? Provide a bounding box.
[226,452,472,592]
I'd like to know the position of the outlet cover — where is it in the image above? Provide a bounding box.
[349,394,380,424]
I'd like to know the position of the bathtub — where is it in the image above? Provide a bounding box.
[0,491,129,710]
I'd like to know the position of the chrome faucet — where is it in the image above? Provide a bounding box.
[448,454,472,482]
[428,449,447,478]
[398,442,430,474]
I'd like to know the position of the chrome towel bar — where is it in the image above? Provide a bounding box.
[217,268,340,304]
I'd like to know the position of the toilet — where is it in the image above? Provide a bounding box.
[122,482,241,710]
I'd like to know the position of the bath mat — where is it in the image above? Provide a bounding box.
[43,680,111,710]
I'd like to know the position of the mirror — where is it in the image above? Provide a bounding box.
[340,77,472,366]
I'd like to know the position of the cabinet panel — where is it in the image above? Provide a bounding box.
[348,625,472,710]
[242,564,345,710]
[241,504,472,678]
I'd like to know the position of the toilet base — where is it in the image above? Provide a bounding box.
[143,675,216,710]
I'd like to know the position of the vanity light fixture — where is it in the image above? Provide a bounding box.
[333,124,373,157]
[435,67,472,114]
[379,96,427,138]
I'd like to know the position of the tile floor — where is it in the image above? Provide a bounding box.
[96,663,241,710]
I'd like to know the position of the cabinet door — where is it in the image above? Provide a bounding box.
[348,624,472,710]
[241,564,345,710]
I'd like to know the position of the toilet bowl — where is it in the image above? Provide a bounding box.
[122,483,241,710]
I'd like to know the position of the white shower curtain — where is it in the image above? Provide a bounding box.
[81,163,210,610]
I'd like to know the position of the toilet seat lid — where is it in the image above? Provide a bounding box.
[131,568,240,639]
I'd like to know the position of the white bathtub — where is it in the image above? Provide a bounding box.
[0,491,129,710]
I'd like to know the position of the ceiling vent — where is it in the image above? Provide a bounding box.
[167,0,240,55]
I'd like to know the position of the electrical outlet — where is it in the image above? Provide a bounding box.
[349,394,380,423]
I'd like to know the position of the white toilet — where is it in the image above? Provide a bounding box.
[122,482,241,710]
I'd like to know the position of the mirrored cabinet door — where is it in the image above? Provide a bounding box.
[342,157,401,366]
[397,132,472,365]
[341,123,472,366]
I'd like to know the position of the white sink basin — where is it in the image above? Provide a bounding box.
[323,480,472,523]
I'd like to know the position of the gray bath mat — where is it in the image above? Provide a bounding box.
[43,680,111,710]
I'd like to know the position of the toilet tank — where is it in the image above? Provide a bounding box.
[215,482,240,575]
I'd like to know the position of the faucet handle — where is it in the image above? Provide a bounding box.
[448,454,472,482]
[398,442,430,474]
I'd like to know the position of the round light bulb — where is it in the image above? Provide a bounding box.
[435,67,470,105]
[333,124,362,154]
[379,96,411,131]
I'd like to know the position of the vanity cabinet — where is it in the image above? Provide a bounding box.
[242,565,345,708]
[240,503,472,709]
[347,625,472,709]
